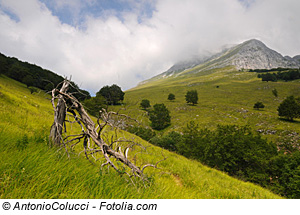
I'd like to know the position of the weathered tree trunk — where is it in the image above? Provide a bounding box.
[49,80,69,146]
[48,80,164,178]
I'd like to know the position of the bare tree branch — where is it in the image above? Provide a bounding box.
[49,79,164,180]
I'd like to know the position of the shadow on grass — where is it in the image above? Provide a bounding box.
[253,109,265,111]
[278,118,300,124]
[187,103,197,106]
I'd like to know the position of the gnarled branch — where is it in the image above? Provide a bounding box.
[49,79,164,179]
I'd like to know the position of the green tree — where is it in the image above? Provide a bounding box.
[203,125,277,184]
[176,121,210,158]
[277,96,300,121]
[97,84,125,105]
[168,93,175,101]
[150,131,182,151]
[126,126,156,142]
[268,152,300,198]
[254,101,265,110]
[140,99,151,110]
[261,73,277,82]
[185,90,198,105]
[149,103,171,130]
[83,95,106,117]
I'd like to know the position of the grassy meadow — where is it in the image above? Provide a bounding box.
[0,74,281,199]
[121,66,300,143]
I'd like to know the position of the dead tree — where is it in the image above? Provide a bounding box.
[49,79,164,179]
[49,80,69,146]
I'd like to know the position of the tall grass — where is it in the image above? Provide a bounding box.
[0,75,280,199]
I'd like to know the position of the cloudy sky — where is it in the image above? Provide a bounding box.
[0,0,299,93]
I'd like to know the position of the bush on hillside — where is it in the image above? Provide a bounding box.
[28,86,38,94]
[168,93,175,101]
[140,99,151,110]
[149,103,171,130]
[253,101,265,110]
[83,95,106,117]
[185,90,198,105]
[174,122,278,186]
[150,131,182,151]
[277,96,300,121]
[126,126,156,141]
[268,152,300,198]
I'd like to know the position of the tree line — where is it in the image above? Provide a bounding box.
[0,52,90,101]
[0,51,127,117]
[254,68,300,82]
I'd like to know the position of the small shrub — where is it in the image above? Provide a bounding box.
[254,101,265,110]
[167,93,175,101]
[28,86,38,94]
[140,99,151,110]
[126,126,156,141]
[272,88,278,98]
[16,134,29,150]
[83,95,106,117]
[150,131,182,151]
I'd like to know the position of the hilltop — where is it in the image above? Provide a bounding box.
[141,39,300,85]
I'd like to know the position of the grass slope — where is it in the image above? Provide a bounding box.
[0,75,280,199]
[124,67,300,142]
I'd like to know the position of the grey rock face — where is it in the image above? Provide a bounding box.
[293,55,300,63]
[140,39,300,85]
[168,39,300,74]
[226,39,300,69]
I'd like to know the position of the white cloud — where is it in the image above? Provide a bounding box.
[0,0,299,93]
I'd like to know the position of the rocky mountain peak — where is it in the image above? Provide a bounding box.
[207,39,300,70]
[243,39,266,47]
[140,39,300,84]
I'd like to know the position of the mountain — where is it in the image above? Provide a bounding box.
[159,55,212,78]
[142,39,300,84]
[294,55,300,63]
[216,39,300,70]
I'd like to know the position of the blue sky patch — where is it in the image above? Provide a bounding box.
[0,3,20,22]
[39,0,156,26]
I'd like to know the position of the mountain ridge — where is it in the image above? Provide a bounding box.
[140,39,300,85]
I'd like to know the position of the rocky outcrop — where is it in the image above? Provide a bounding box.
[141,39,300,84]
[226,39,300,70]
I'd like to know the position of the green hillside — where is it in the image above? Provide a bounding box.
[114,66,300,198]
[0,74,280,199]
[125,66,300,136]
